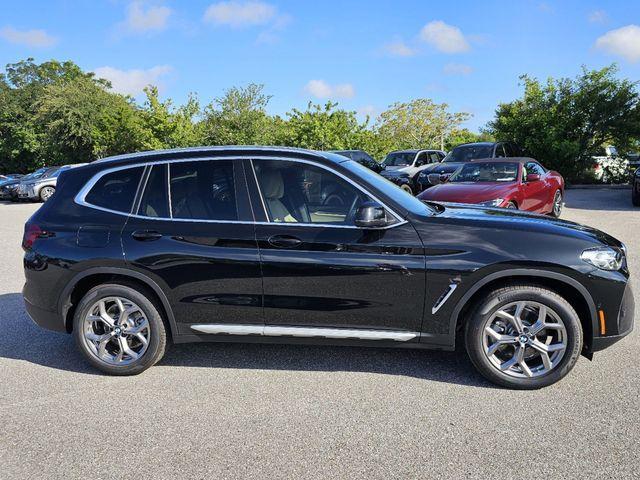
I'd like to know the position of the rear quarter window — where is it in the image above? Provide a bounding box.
[84,167,144,213]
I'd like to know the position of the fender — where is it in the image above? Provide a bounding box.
[447,268,597,346]
[58,266,178,337]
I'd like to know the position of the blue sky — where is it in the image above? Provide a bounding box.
[0,0,639,131]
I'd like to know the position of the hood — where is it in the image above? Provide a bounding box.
[0,178,21,188]
[381,165,411,175]
[419,182,515,203]
[421,202,623,248]
[421,162,463,175]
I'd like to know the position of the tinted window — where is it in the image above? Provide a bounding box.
[383,152,416,167]
[169,160,237,221]
[449,162,519,182]
[503,143,514,157]
[494,144,507,158]
[443,145,494,162]
[415,152,428,166]
[524,162,545,177]
[253,160,374,225]
[138,164,169,218]
[85,167,144,213]
[428,152,440,163]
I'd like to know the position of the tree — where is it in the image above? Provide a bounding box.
[376,99,471,151]
[201,83,274,145]
[279,101,371,151]
[140,86,203,149]
[487,65,640,181]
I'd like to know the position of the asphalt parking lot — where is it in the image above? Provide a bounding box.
[1,189,639,479]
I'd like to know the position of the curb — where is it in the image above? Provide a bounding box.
[566,184,631,190]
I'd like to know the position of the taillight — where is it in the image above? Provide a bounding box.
[22,223,52,250]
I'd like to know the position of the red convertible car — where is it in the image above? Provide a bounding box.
[417,158,565,217]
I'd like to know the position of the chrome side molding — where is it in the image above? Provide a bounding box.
[190,324,417,342]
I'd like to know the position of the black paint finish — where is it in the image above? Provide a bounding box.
[22,146,633,355]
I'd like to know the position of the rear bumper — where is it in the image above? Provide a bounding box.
[23,290,66,333]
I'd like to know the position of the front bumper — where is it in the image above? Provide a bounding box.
[592,281,634,352]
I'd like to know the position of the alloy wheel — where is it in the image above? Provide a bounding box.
[81,297,151,366]
[553,191,562,216]
[40,186,55,201]
[482,301,567,378]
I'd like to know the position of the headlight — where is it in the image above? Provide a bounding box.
[580,246,624,271]
[477,198,504,207]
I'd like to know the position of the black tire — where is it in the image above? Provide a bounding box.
[550,189,563,217]
[506,201,518,209]
[73,283,167,375]
[400,184,413,195]
[632,185,640,207]
[39,186,55,202]
[464,284,583,389]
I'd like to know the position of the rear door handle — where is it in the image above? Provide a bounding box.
[268,235,302,249]
[132,230,163,241]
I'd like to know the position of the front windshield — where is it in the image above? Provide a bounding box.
[341,160,435,215]
[449,162,519,183]
[383,152,415,167]
[443,145,494,163]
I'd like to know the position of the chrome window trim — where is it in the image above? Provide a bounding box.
[74,155,408,230]
[190,324,418,341]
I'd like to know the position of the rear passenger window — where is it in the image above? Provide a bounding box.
[169,160,237,221]
[138,164,169,218]
[85,167,144,213]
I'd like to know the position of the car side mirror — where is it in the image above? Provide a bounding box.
[526,173,540,182]
[354,202,389,228]
[427,173,445,185]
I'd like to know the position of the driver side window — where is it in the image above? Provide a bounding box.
[253,160,373,225]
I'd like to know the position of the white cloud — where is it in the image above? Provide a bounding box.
[419,20,469,53]
[595,25,640,63]
[304,80,355,99]
[204,1,276,27]
[443,62,473,75]
[122,2,172,33]
[93,65,172,95]
[0,26,57,47]
[588,10,608,24]
[382,40,416,57]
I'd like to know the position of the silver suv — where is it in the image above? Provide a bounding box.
[18,164,86,202]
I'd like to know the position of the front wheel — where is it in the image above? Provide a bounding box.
[73,283,167,375]
[39,186,55,202]
[464,284,582,389]
[550,189,563,217]
[400,184,413,195]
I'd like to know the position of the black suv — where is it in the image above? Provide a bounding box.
[417,141,523,190]
[23,147,633,388]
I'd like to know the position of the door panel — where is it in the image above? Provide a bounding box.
[249,158,426,334]
[121,160,263,332]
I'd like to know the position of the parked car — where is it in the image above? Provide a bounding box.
[417,141,523,191]
[23,146,633,389]
[17,164,86,202]
[633,167,640,207]
[0,167,49,201]
[328,150,384,173]
[0,173,23,181]
[418,158,565,217]
[380,149,446,194]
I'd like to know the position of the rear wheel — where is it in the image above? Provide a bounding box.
[506,201,517,209]
[73,283,167,375]
[464,284,582,389]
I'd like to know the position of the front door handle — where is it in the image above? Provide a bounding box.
[132,230,162,241]
[268,235,302,249]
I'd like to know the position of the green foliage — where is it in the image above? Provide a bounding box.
[487,65,640,181]
[376,99,471,151]
[0,58,485,174]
